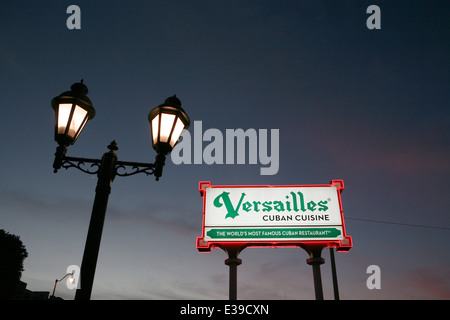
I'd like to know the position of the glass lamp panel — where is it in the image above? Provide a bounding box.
[67,105,88,139]
[57,103,73,134]
[169,118,185,147]
[151,114,159,145]
[73,116,89,142]
[159,113,176,143]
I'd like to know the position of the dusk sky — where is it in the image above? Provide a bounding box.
[1,1,449,300]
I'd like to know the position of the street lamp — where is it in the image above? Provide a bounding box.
[51,272,75,299]
[148,95,190,155]
[51,80,95,146]
[50,81,190,300]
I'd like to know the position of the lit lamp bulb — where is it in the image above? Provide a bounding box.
[148,95,190,156]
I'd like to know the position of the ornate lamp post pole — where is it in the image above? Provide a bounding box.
[51,81,190,300]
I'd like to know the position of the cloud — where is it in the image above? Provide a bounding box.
[303,117,450,177]
[0,189,92,222]
[368,151,448,175]
[104,202,200,239]
[403,268,450,299]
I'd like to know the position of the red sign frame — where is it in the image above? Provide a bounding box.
[196,180,352,252]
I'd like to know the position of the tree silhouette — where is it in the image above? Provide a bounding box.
[0,229,28,299]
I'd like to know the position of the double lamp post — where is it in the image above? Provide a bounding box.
[51,81,190,300]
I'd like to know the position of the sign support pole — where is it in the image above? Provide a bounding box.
[306,246,325,300]
[224,246,243,300]
[329,247,340,300]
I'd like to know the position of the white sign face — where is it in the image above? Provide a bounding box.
[197,181,352,250]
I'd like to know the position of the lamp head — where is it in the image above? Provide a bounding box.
[148,95,190,155]
[51,80,95,146]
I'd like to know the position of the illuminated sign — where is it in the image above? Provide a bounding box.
[197,180,352,252]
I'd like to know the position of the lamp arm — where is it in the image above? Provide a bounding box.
[58,156,102,175]
[53,142,166,180]
[115,160,156,177]
[56,272,75,283]
[114,154,165,181]
[53,142,102,174]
